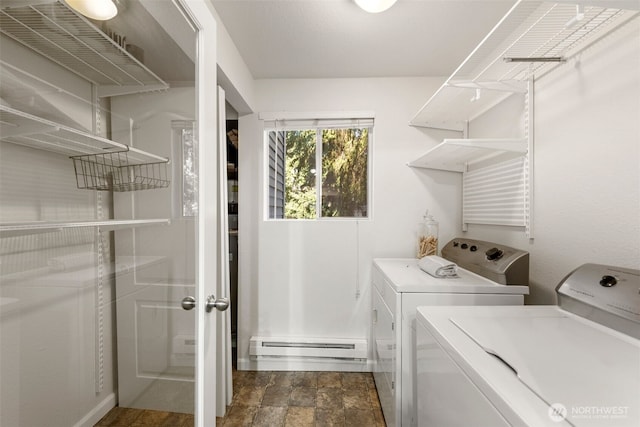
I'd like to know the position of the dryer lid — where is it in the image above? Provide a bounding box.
[452,314,640,426]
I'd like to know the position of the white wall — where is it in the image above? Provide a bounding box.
[467,21,640,304]
[233,4,639,371]
[237,77,462,369]
[209,1,256,115]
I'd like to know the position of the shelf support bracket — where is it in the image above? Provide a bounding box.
[503,57,566,63]
[525,78,534,239]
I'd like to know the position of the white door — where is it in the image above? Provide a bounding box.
[186,2,221,425]
[111,1,221,426]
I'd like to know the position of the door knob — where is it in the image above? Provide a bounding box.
[181,296,196,310]
[182,295,229,312]
[206,294,229,312]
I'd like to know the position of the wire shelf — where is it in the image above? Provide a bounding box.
[410,1,640,128]
[71,150,170,192]
[0,1,168,97]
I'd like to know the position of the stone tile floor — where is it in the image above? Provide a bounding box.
[95,371,386,426]
[95,407,193,427]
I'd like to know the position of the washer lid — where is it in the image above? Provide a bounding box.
[373,258,529,294]
[452,314,640,426]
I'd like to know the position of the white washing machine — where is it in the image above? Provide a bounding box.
[416,263,640,427]
[372,238,530,427]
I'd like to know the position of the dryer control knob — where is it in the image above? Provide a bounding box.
[599,275,617,287]
[485,247,504,261]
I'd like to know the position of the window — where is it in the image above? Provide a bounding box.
[172,120,197,217]
[266,117,372,219]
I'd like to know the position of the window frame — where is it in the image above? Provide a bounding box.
[262,114,374,221]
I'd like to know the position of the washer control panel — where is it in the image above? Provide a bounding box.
[442,238,529,286]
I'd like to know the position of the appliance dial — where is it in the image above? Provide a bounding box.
[485,247,504,261]
[461,243,469,249]
[470,245,478,252]
[599,275,617,287]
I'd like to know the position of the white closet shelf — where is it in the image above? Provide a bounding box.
[0,219,170,237]
[410,0,640,128]
[411,84,526,132]
[0,1,168,97]
[0,105,168,164]
[408,138,527,172]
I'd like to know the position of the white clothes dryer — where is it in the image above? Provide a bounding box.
[416,263,640,427]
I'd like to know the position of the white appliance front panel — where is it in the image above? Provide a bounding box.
[373,286,396,427]
[402,293,523,426]
[416,319,511,427]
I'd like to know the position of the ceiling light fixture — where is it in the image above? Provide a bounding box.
[65,0,118,20]
[354,0,398,13]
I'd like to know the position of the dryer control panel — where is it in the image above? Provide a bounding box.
[557,263,640,339]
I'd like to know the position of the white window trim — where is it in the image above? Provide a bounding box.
[260,110,375,122]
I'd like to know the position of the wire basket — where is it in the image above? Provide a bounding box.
[71,150,170,192]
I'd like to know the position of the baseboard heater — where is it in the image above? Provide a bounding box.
[249,336,367,360]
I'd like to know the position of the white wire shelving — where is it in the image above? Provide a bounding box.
[407,1,640,238]
[410,0,640,130]
[0,2,173,234]
[408,138,528,172]
[0,105,168,163]
[0,0,169,97]
[0,219,171,237]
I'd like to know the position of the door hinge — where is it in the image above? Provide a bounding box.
[391,322,395,331]
[391,381,395,390]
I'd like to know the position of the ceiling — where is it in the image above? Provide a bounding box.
[211,0,516,79]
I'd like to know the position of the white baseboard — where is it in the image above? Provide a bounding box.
[74,393,116,427]
[237,357,373,372]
